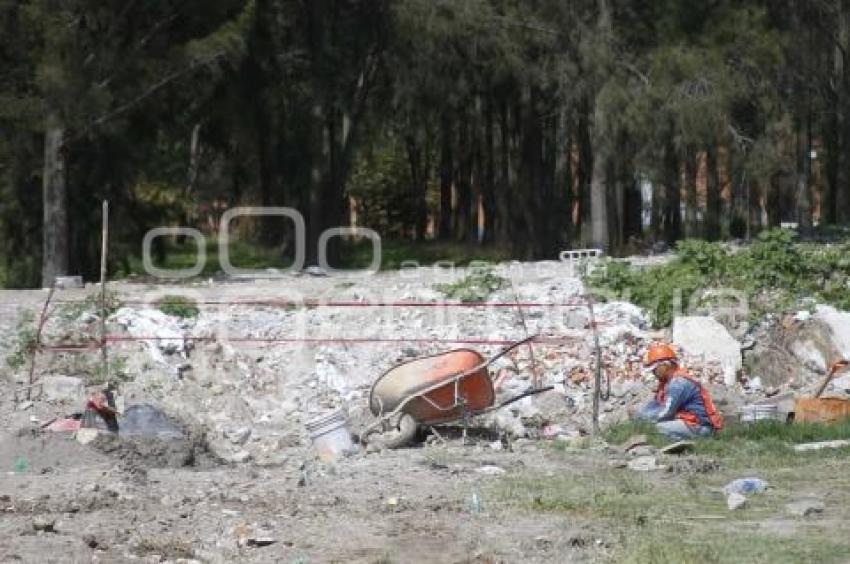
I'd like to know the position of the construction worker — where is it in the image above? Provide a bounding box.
[635,343,724,440]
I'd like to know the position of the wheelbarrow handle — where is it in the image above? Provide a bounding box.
[496,385,555,409]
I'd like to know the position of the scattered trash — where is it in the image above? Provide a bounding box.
[476,465,506,476]
[659,441,695,455]
[792,439,850,452]
[468,490,483,514]
[627,456,663,472]
[46,417,83,433]
[541,424,567,439]
[621,434,649,453]
[75,428,100,445]
[785,499,825,517]
[32,517,56,533]
[724,478,768,496]
[12,457,28,473]
[726,492,748,511]
[245,536,278,547]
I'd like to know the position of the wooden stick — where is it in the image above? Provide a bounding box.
[587,295,603,435]
[24,284,56,402]
[100,200,109,383]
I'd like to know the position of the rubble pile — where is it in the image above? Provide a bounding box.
[7,260,850,462]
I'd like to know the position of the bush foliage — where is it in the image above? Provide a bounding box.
[587,228,850,327]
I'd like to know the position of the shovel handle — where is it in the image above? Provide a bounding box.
[814,359,850,399]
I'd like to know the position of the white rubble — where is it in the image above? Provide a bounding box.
[815,305,850,358]
[673,316,742,385]
[113,307,187,367]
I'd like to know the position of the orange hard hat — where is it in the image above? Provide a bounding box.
[644,342,678,367]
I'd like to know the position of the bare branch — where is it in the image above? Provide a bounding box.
[91,53,224,128]
[727,124,755,150]
[616,59,650,86]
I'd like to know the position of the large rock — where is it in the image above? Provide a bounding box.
[744,315,844,389]
[815,305,850,358]
[41,375,84,402]
[673,317,741,384]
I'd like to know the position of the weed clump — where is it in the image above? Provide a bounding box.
[435,267,507,302]
[6,311,36,370]
[156,295,200,319]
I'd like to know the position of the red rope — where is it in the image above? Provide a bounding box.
[41,334,586,351]
[53,298,592,308]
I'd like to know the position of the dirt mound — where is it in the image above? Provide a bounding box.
[87,405,219,478]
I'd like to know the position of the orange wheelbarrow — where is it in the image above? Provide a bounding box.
[364,336,552,448]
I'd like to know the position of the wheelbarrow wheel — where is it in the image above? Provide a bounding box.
[382,413,418,449]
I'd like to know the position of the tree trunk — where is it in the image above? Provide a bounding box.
[482,95,497,243]
[455,117,473,242]
[663,136,681,243]
[42,114,69,287]
[495,99,512,245]
[705,145,721,240]
[577,104,593,245]
[796,115,813,232]
[306,102,328,267]
[684,146,698,238]
[837,0,850,223]
[589,146,609,251]
[439,114,454,240]
[405,132,428,240]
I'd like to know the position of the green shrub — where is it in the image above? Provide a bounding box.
[156,295,200,319]
[435,267,507,302]
[587,228,850,327]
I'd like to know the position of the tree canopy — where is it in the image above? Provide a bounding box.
[1,0,848,286]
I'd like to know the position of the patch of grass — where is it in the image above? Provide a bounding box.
[605,419,850,463]
[434,267,508,302]
[156,295,200,319]
[492,426,850,564]
[603,421,668,447]
[337,239,512,270]
[619,525,850,564]
[587,228,850,326]
[124,238,292,278]
[122,237,514,279]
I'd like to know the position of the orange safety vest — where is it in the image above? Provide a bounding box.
[655,368,724,431]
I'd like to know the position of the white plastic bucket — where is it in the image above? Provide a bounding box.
[305,409,355,462]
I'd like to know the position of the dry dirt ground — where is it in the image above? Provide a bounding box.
[3,427,850,564]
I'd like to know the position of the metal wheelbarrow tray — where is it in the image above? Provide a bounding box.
[366,336,551,446]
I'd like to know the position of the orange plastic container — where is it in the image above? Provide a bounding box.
[793,398,850,424]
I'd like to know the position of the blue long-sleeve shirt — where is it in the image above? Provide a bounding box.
[637,376,711,427]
